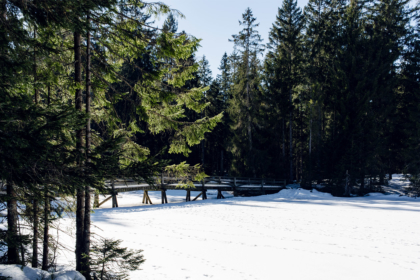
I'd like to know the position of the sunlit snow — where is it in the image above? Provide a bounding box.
[54,175,420,280]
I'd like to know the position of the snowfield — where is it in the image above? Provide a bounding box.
[53,176,420,280]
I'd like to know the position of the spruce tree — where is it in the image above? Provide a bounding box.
[266,0,304,181]
[304,0,343,183]
[229,8,264,177]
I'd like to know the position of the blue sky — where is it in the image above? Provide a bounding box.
[155,0,309,77]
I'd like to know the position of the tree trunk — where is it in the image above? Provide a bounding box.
[220,150,223,176]
[7,183,19,264]
[245,48,255,178]
[289,89,293,182]
[360,173,365,196]
[309,118,312,187]
[82,20,92,279]
[32,29,39,267]
[43,83,51,271]
[42,187,50,271]
[34,27,38,104]
[201,139,205,168]
[379,171,385,185]
[248,115,255,177]
[344,170,351,197]
[47,85,51,106]
[74,31,85,272]
[31,199,38,268]
[282,119,285,178]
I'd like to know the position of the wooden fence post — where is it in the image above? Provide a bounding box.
[111,179,118,208]
[202,179,207,200]
[161,189,167,204]
[261,179,265,195]
[233,177,238,197]
[186,189,191,202]
[217,189,225,199]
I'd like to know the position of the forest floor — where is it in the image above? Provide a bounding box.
[52,174,420,280]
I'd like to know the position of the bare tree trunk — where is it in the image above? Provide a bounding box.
[309,118,312,186]
[7,183,19,264]
[201,139,205,167]
[282,119,285,178]
[34,27,38,104]
[344,170,351,197]
[220,150,223,176]
[245,49,255,178]
[299,100,303,181]
[379,170,385,185]
[32,28,39,267]
[248,115,255,177]
[289,89,293,182]
[317,105,322,183]
[2,1,19,266]
[81,19,92,279]
[31,198,38,268]
[74,31,85,272]
[360,172,365,195]
[42,187,50,271]
[42,86,51,271]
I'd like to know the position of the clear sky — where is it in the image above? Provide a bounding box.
[154,0,309,77]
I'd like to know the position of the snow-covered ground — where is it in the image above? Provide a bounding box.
[53,175,420,280]
[383,174,411,195]
[0,264,84,280]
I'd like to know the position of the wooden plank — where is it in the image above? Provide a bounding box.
[217,189,225,199]
[145,191,153,205]
[192,192,202,201]
[97,196,112,207]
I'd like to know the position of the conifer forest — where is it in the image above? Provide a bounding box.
[1,0,420,279]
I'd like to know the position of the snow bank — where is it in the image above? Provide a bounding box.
[0,265,85,280]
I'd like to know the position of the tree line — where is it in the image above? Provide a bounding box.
[191,0,420,196]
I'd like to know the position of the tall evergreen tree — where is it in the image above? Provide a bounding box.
[266,0,304,181]
[229,8,264,177]
[304,0,343,183]
[197,55,213,168]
